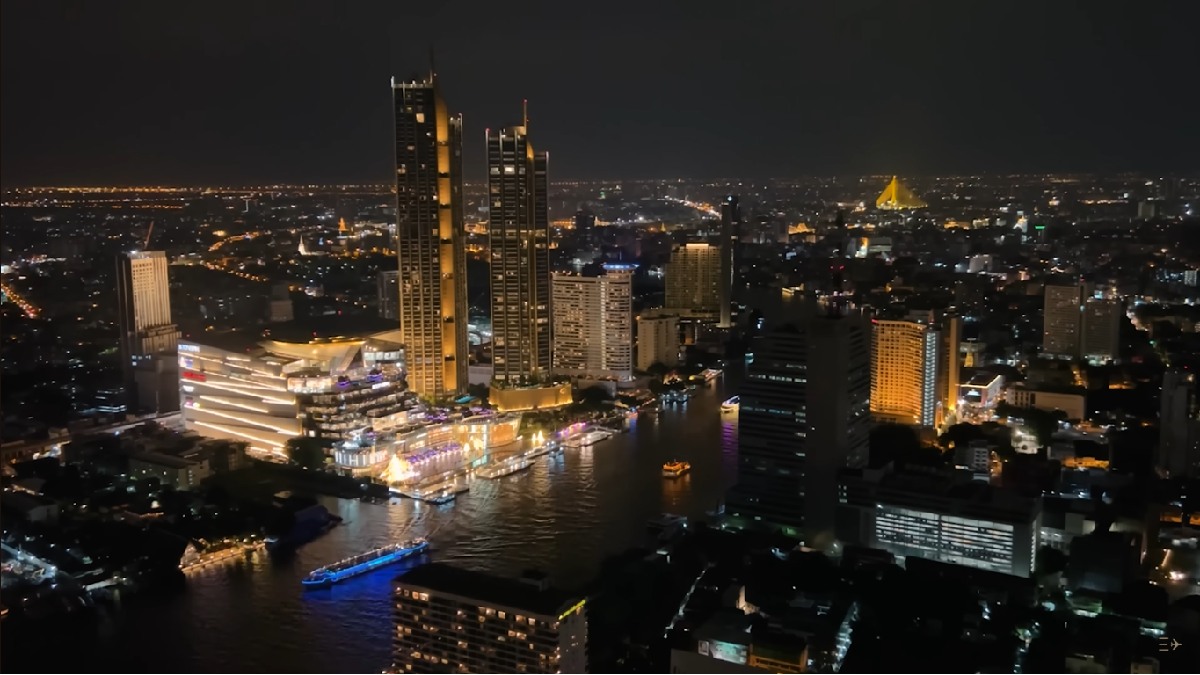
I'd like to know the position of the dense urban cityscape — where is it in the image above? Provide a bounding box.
[3,2,1199,674]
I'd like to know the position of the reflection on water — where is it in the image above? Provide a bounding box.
[23,375,740,674]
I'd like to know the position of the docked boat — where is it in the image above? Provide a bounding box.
[302,539,429,589]
[478,457,533,479]
[699,368,722,383]
[663,460,691,478]
[661,389,693,404]
[721,396,740,414]
[425,491,456,505]
[564,428,613,448]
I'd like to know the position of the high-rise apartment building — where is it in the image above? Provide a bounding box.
[1158,370,1200,478]
[941,312,962,421]
[636,313,680,372]
[551,265,633,379]
[393,564,587,674]
[488,110,551,383]
[377,270,399,321]
[116,251,180,413]
[1043,283,1084,357]
[1080,297,1121,363]
[726,306,871,545]
[871,318,939,428]
[718,196,740,328]
[665,243,721,320]
[392,73,468,398]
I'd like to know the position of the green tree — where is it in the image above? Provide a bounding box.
[466,382,490,403]
[645,362,670,379]
[286,437,327,470]
[1021,407,1060,448]
[938,422,984,450]
[869,423,922,468]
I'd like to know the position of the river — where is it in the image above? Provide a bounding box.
[9,374,738,673]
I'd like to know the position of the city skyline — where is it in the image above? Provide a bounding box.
[3,1,1199,186]
[3,3,1200,674]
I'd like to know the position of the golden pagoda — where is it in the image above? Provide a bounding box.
[337,217,349,233]
[875,176,927,210]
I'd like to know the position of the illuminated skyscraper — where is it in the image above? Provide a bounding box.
[487,107,551,383]
[392,73,468,398]
[871,319,939,428]
[551,265,633,379]
[116,250,179,413]
[665,243,721,320]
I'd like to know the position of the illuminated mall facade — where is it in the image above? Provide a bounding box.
[178,331,410,456]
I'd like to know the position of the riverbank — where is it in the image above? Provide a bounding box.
[207,461,390,502]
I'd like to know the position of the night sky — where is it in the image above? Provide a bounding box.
[2,0,1197,185]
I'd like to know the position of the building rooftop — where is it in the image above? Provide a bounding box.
[264,315,398,343]
[180,330,264,355]
[1,490,57,513]
[395,563,578,617]
[128,450,197,470]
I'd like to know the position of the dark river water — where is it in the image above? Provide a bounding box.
[14,375,739,673]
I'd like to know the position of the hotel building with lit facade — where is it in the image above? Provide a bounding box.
[392,73,468,398]
[837,467,1042,578]
[665,242,722,321]
[871,318,940,428]
[178,331,409,456]
[393,564,587,674]
[551,264,633,380]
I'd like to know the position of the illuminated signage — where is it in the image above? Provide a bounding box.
[179,344,200,353]
[709,640,748,666]
[182,371,207,382]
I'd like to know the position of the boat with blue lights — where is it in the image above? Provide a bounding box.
[301,539,429,589]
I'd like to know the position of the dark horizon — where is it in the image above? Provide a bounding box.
[3,0,1198,186]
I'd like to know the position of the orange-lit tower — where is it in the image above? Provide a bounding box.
[391,71,468,397]
[486,101,551,383]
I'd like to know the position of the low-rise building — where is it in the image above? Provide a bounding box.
[0,491,60,524]
[837,466,1042,577]
[128,450,211,490]
[1006,384,1086,420]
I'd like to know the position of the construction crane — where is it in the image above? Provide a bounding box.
[143,221,155,250]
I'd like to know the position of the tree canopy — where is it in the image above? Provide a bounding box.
[286,437,328,470]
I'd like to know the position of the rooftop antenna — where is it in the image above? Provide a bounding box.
[522,99,529,129]
[429,46,437,81]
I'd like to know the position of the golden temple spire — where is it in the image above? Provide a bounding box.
[876,176,928,210]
